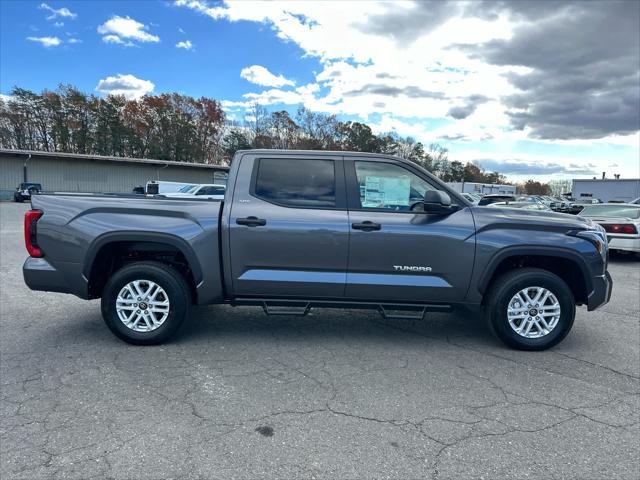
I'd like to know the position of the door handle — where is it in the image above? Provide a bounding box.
[352,221,381,231]
[236,216,267,227]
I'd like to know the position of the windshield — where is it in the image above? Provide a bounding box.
[580,205,640,219]
[177,185,198,193]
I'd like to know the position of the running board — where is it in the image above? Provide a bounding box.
[262,302,311,316]
[378,305,427,321]
[232,298,452,318]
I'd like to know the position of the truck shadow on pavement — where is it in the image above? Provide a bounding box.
[173,305,498,349]
[47,303,499,350]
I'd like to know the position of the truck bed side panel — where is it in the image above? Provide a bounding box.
[27,195,224,304]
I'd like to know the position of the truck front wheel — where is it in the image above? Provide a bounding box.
[101,261,190,345]
[486,268,576,351]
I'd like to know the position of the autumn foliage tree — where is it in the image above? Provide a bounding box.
[520,179,551,195]
[0,84,519,188]
[0,85,226,163]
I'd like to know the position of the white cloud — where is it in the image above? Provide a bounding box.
[67,38,81,44]
[175,40,193,50]
[53,21,64,28]
[26,36,62,47]
[177,0,639,180]
[95,74,155,99]
[97,15,160,46]
[39,3,77,20]
[102,34,127,45]
[177,1,513,133]
[240,65,295,88]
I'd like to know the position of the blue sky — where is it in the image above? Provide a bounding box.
[0,1,319,100]
[1,0,638,181]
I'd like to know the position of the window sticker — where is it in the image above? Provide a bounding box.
[383,176,411,205]
[363,177,383,207]
[363,175,411,207]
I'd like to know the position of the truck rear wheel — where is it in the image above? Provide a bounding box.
[485,268,575,351]
[101,261,190,345]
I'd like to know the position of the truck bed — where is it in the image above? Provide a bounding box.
[26,194,225,304]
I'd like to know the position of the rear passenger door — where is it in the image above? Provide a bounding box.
[228,154,349,298]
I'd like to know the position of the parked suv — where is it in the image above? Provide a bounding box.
[14,183,42,202]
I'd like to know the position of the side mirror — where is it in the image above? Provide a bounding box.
[423,190,453,214]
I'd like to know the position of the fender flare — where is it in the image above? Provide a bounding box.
[83,231,203,285]
[477,245,593,295]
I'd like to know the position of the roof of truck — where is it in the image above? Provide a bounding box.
[236,149,407,162]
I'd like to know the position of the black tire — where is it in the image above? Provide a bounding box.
[101,261,191,345]
[485,268,575,351]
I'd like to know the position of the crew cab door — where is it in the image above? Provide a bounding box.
[227,154,349,298]
[344,158,475,303]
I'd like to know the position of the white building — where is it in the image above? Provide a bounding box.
[572,178,640,203]
[448,182,516,195]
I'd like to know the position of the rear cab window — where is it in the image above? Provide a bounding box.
[254,158,337,208]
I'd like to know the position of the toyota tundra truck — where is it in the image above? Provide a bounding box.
[22,150,612,350]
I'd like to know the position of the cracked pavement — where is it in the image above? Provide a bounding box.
[1,202,639,479]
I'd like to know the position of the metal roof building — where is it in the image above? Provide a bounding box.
[0,149,229,200]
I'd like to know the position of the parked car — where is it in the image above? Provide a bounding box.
[533,196,553,207]
[163,184,226,200]
[478,194,516,206]
[146,181,197,195]
[549,197,570,212]
[23,150,612,351]
[488,201,551,211]
[515,196,549,207]
[461,192,480,204]
[578,204,640,254]
[13,182,42,202]
[567,198,603,215]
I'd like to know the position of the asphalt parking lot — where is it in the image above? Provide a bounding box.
[1,201,638,480]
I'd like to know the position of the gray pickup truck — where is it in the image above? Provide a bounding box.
[23,150,612,350]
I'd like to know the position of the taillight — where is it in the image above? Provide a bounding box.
[602,224,638,234]
[24,209,43,257]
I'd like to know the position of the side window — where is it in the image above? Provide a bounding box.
[197,186,224,195]
[354,161,435,211]
[255,158,336,208]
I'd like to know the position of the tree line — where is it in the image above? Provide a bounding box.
[0,84,564,194]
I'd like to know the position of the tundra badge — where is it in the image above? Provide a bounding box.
[393,265,432,272]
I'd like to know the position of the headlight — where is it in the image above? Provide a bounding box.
[577,230,607,254]
[568,222,607,254]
